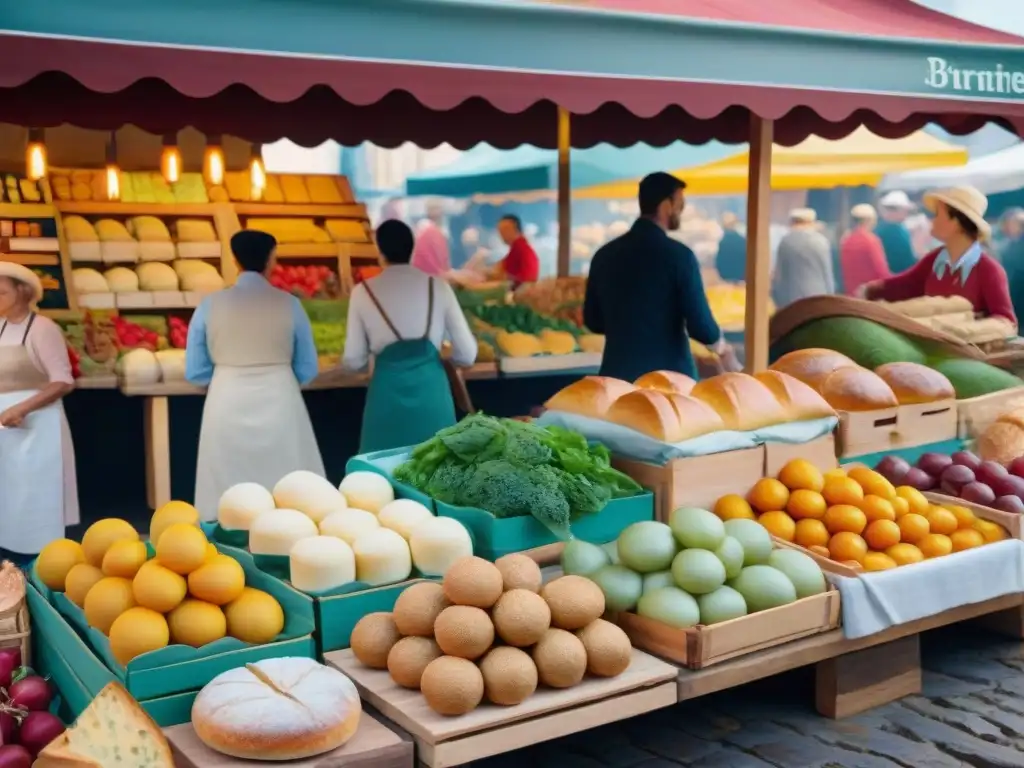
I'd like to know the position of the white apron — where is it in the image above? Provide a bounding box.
[0,316,73,554]
[194,363,325,521]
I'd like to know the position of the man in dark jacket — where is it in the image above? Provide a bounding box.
[584,172,728,382]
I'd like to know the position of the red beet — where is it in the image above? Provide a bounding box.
[0,713,15,746]
[0,659,15,692]
[0,745,31,768]
[951,450,982,471]
[1010,456,1024,478]
[917,452,953,477]
[875,455,911,484]
[17,711,64,757]
[961,482,996,506]
[7,677,51,713]
[976,460,1009,487]
[993,475,1024,501]
[995,495,1024,514]
[940,464,976,495]
[901,467,936,491]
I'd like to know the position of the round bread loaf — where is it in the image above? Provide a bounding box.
[818,367,898,411]
[873,362,954,405]
[769,349,857,388]
[192,657,361,760]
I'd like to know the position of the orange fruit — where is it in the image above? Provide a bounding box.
[918,533,953,559]
[794,519,830,549]
[828,532,867,563]
[926,506,958,536]
[823,504,867,535]
[862,552,898,571]
[714,494,756,521]
[886,543,925,566]
[864,519,901,550]
[847,467,896,501]
[950,529,985,552]
[974,519,1009,543]
[860,495,896,523]
[778,459,825,493]
[840,560,865,571]
[897,513,930,544]
[895,486,930,517]
[891,496,910,518]
[787,490,827,520]
[822,476,864,507]
[948,505,976,529]
[747,478,790,513]
[823,468,847,484]
[758,511,796,542]
[808,544,832,558]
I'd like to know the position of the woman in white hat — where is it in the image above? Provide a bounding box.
[0,262,78,563]
[864,186,1016,327]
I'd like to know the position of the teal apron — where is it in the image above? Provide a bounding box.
[358,278,457,453]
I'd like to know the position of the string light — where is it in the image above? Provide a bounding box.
[25,128,47,181]
[105,133,120,201]
[249,145,266,201]
[160,133,182,184]
[203,135,225,186]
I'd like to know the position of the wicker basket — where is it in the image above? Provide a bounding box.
[0,562,30,667]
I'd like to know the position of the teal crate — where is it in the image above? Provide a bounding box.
[31,600,96,721]
[316,578,433,653]
[346,448,435,510]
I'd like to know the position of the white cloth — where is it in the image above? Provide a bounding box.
[342,265,477,372]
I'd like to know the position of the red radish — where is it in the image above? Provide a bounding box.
[0,658,15,691]
[8,677,51,712]
[0,713,16,745]
[0,745,31,768]
[16,712,64,757]
[0,649,21,673]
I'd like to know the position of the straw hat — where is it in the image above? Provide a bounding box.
[0,262,43,303]
[880,190,914,209]
[851,203,877,221]
[789,208,817,224]
[923,185,991,243]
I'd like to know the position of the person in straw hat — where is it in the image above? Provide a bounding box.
[0,262,78,563]
[771,207,835,309]
[863,186,1016,327]
[840,203,889,297]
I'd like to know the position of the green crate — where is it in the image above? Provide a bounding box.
[30,595,97,721]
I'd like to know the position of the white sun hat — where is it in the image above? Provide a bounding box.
[851,203,877,221]
[0,262,43,303]
[880,190,914,209]
[789,208,817,224]
[922,185,991,243]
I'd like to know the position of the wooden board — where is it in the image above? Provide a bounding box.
[836,407,899,459]
[325,649,677,768]
[957,386,1024,439]
[923,491,1023,539]
[898,399,958,447]
[165,709,413,768]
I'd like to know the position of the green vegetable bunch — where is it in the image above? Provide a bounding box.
[393,413,642,540]
[464,304,581,336]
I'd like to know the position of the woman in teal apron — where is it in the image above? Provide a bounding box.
[343,220,478,453]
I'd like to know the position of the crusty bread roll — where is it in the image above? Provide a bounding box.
[977,420,1024,466]
[192,657,361,760]
[544,376,636,419]
[634,370,696,396]
[769,348,857,388]
[874,362,955,404]
[754,370,836,421]
[665,394,725,440]
[818,367,899,411]
[606,389,682,442]
[690,373,787,431]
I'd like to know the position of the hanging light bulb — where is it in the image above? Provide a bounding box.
[105,133,121,201]
[160,133,181,184]
[25,128,47,181]
[203,135,225,186]
[249,145,266,201]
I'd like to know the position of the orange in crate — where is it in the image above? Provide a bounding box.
[713,494,756,521]
[822,476,864,507]
[847,467,896,501]
[864,519,901,550]
[949,505,976,529]
[897,513,930,544]
[895,486,929,517]
[862,552,898,571]
[974,519,1008,543]
[794,519,830,549]
[828,532,867,563]
[823,505,867,535]
[808,544,831,558]
[758,511,796,542]
[747,478,789,513]
[860,495,896,522]
[950,529,985,551]
[777,459,824,493]
[926,507,958,536]
[918,533,953,559]
[786,490,826,520]
[886,543,924,566]
[891,496,910,518]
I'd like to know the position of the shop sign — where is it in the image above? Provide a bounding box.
[925,56,1024,99]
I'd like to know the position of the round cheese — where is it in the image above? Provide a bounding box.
[218,483,276,531]
[319,508,380,545]
[192,657,361,760]
[72,267,109,295]
[377,499,434,541]
[249,509,318,556]
[136,262,179,291]
[273,471,347,524]
[104,266,140,293]
[290,536,355,593]
[338,471,395,514]
[409,517,474,577]
[352,528,412,586]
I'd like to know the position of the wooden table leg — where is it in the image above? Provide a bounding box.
[815,634,921,719]
[143,396,172,511]
[974,604,1024,639]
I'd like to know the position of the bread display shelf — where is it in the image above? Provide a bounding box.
[8,235,59,252]
[618,587,841,669]
[277,243,346,259]
[498,351,602,375]
[56,201,225,217]
[956,386,1024,439]
[325,648,678,768]
[836,400,957,459]
[1,252,59,267]
[923,492,1023,540]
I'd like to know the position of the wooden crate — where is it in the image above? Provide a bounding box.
[957,386,1024,439]
[324,649,678,768]
[923,492,1022,539]
[764,434,838,477]
[836,408,899,459]
[618,588,840,669]
[897,399,957,447]
[771,538,862,578]
[613,446,765,521]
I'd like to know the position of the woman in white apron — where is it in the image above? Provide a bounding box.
[186,231,324,520]
[0,263,78,563]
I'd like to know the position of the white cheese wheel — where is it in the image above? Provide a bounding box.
[192,657,361,760]
[377,499,434,541]
[319,508,380,545]
[136,262,179,291]
[352,528,411,586]
[154,349,186,382]
[218,483,276,531]
[338,471,395,514]
[273,471,347,524]
[249,509,318,556]
[104,266,140,293]
[409,517,474,577]
[289,536,355,593]
[72,267,109,295]
[117,348,161,386]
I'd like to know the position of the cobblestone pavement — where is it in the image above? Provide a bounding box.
[476,625,1024,767]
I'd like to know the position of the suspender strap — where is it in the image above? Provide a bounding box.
[422,278,435,340]
[0,313,36,345]
[363,279,435,344]
[363,283,404,342]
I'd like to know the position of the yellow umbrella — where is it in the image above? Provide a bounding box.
[575,127,968,199]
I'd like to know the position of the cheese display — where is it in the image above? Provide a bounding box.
[218,482,277,531]
[72,268,109,294]
[272,470,348,523]
[34,683,174,768]
[191,658,361,760]
[249,509,320,555]
[463,301,602,362]
[338,471,395,514]
[290,535,356,592]
[103,266,140,293]
[408,516,474,576]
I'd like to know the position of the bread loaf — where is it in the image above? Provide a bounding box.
[977,420,1024,466]
[874,362,955,404]
[754,370,836,421]
[605,389,681,442]
[770,348,857,388]
[818,367,899,411]
[192,657,361,760]
[545,376,636,419]
[665,394,725,440]
[690,373,787,431]
[634,370,696,396]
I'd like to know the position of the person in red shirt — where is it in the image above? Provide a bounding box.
[493,215,539,288]
[864,186,1017,328]
[840,203,889,296]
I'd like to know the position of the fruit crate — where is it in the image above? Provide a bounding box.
[770,539,861,578]
[617,586,840,669]
[836,400,957,460]
[923,492,1023,540]
[764,434,838,478]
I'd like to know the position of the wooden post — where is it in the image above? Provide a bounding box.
[556,107,571,278]
[743,116,773,373]
[144,396,172,511]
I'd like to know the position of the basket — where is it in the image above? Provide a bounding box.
[0,562,31,666]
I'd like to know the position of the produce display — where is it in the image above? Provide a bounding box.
[513,277,586,327]
[0,174,44,204]
[977,408,1024,466]
[302,298,347,368]
[392,414,643,539]
[71,259,225,299]
[350,554,632,715]
[191,657,361,760]
[878,295,1016,345]
[713,459,1009,571]
[34,502,286,664]
[269,263,341,299]
[705,283,774,332]
[463,303,605,358]
[0,647,68,760]
[562,510,826,627]
[52,170,209,205]
[210,173,352,207]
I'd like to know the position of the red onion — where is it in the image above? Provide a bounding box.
[0,713,15,746]
[0,650,22,672]
[0,660,14,692]
[17,711,64,757]
[0,745,31,768]
[7,677,51,712]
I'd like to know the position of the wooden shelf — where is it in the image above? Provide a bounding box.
[0,203,55,218]
[55,202,225,217]
[233,202,367,218]
[1,253,59,266]
[74,376,118,390]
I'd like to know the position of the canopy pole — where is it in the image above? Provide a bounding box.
[557,106,571,277]
[744,115,773,373]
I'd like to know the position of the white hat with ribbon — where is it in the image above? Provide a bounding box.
[880,190,914,209]
[0,261,43,303]
[923,185,991,243]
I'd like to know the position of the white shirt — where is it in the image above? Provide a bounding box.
[0,313,74,385]
[342,265,477,372]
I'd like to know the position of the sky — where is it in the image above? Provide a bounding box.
[913,0,1024,35]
